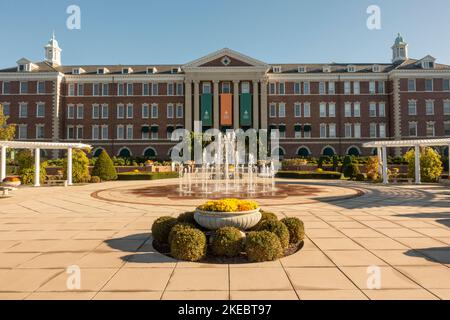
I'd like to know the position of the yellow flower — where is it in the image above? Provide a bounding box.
[199,199,259,213]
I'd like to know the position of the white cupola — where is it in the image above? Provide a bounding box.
[391,33,408,63]
[44,32,62,66]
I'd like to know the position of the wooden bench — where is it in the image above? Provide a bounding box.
[0,186,17,196]
[46,180,68,187]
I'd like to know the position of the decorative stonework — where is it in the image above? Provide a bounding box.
[392,77,402,156]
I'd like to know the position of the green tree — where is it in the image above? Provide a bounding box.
[366,156,380,181]
[92,150,117,181]
[404,147,443,182]
[0,103,16,141]
[63,149,90,183]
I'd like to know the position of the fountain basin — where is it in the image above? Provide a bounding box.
[194,208,262,231]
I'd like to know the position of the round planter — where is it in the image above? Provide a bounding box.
[194,208,262,231]
[2,181,21,187]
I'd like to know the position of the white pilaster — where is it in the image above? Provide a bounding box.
[253,81,259,129]
[0,146,7,182]
[67,147,73,186]
[193,81,200,124]
[260,79,268,130]
[233,81,240,129]
[184,80,192,131]
[414,146,421,184]
[34,148,40,187]
[213,80,220,129]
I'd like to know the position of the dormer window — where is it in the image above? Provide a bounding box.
[171,67,181,74]
[147,67,158,74]
[347,65,356,73]
[16,59,37,72]
[323,66,331,73]
[122,68,133,74]
[18,64,26,72]
[372,65,381,73]
[72,68,85,75]
[272,66,282,73]
[298,66,307,73]
[422,61,435,69]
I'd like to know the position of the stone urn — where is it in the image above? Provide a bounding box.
[2,177,21,188]
[194,208,262,231]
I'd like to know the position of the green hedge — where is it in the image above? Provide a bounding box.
[117,172,179,181]
[276,171,342,180]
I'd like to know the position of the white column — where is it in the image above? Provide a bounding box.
[213,80,220,129]
[0,146,7,182]
[253,81,259,129]
[382,146,388,185]
[233,81,240,129]
[67,147,73,186]
[34,148,40,187]
[414,146,421,184]
[184,80,192,131]
[193,81,200,124]
[377,147,382,176]
[260,79,268,130]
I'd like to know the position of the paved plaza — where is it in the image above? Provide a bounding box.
[0,179,449,300]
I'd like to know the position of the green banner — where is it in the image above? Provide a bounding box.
[240,93,252,126]
[201,93,213,126]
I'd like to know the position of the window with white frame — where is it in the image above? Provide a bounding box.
[67,125,75,140]
[142,127,149,140]
[241,82,250,94]
[117,83,124,96]
[444,79,450,92]
[2,81,10,94]
[329,123,336,138]
[101,125,109,140]
[18,125,27,139]
[176,104,184,118]
[269,83,276,95]
[379,123,386,138]
[143,83,149,96]
[294,103,301,117]
[20,82,28,94]
[101,104,109,119]
[36,124,45,139]
[117,125,125,140]
[152,83,159,96]
[93,83,100,96]
[425,100,435,115]
[408,100,417,115]
[344,123,352,138]
[303,82,310,95]
[202,82,211,94]
[444,100,450,115]
[92,104,100,119]
[126,104,133,119]
[151,127,158,140]
[77,84,84,96]
[378,102,386,117]
[319,103,327,117]
[68,84,75,97]
[176,83,184,96]
[354,102,361,117]
[37,81,45,94]
[378,81,385,94]
[36,103,45,118]
[278,103,286,117]
[303,103,311,117]
[409,122,417,137]
[294,83,301,95]
[319,82,326,95]
[344,81,351,94]
[408,79,416,92]
[278,83,285,95]
[127,83,134,96]
[76,126,83,140]
[294,125,302,138]
[67,104,74,119]
[303,124,311,138]
[126,125,133,140]
[426,122,435,136]
[102,83,109,96]
[117,104,125,119]
[278,126,286,139]
[344,102,352,117]
[167,104,174,119]
[142,104,149,119]
[328,103,336,117]
[19,103,28,118]
[354,123,361,138]
[2,103,10,116]
[92,125,100,140]
[425,79,433,92]
[444,121,450,136]
[269,103,276,118]
[167,83,174,96]
[369,123,377,138]
[369,103,377,117]
[369,81,376,94]
[320,124,327,138]
[328,82,335,94]
[151,104,158,119]
[77,104,84,119]
[353,82,360,95]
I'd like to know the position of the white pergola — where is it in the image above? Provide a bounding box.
[363,138,450,185]
[0,141,91,187]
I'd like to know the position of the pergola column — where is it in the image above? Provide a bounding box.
[0,146,7,182]
[414,145,421,184]
[34,148,40,187]
[377,147,382,177]
[382,146,388,185]
[67,147,73,186]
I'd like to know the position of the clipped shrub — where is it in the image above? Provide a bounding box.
[168,223,196,245]
[177,211,196,224]
[92,150,117,181]
[211,227,244,257]
[90,176,101,183]
[281,217,305,244]
[251,210,278,231]
[244,231,284,262]
[170,228,207,262]
[63,149,90,183]
[256,220,290,249]
[151,216,177,244]
[355,173,367,181]
[404,147,443,182]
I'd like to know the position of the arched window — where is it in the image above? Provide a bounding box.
[322,146,335,157]
[143,147,157,158]
[93,148,104,157]
[371,148,378,156]
[118,147,132,158]
[347,146,361,156]
[272,147,286,160]
[297,147,310,157]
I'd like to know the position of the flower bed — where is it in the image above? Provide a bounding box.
[151,201,305,263]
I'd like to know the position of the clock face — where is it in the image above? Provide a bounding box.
[221,56,231,66]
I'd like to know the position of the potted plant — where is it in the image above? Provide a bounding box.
[2,176,21,187]
[194,199,262,230]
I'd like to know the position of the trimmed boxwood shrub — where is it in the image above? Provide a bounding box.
[251,210,278,231]
[170,228,207,262]
[92,150,117,181]
[211,227,244,257]
[117,172,179,181]
[168,223,196,245]
[256,220,290,249]
[245,231,284,262]
[63,149,90,183]
[177,211,196,224]
[276,171,342,180]
[151,216,177,244]
[281,217,305,244]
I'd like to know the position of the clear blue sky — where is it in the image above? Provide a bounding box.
[1,0,449,68]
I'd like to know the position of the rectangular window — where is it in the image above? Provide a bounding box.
[379,102,386,117]
[426,122,435,137]
[67,105,74,119]
[369,103,377,117]
[329,123,336,138]
[37,81,45,94]
[77,84,84,96]
[426,100,435,115]
[345,124,352,138]
[294,83,301,95]
[320,124,327,138]
[2,81,10,94]
[143,83,149,96]
[269,83,276,95]
[92,126,100,140]
[19,103,28,118]
[101,104,109,119]
[425,79,433,92]
[117,104,125,119]
[278,103,286,118]
[102,83,109,96]
[93,83,100,96]
[118,83,124,96]
[152,83,159,96]
[408,101,417,116]
[126,125,133,140]
[278,83,285,95]
[379,123,386,138]
[409,122,417,137]
[328,82,335,95]
[68,84,75,96]
[18,125,27,140]
[151,129,158,140]
[167,104,174,119]
[444,79,450,92]
[319,82,326,95]
[2,103,10,116]
[151,104,158,119]
[303,103,311,117]
[176,83,184,96]
[269,103,276,118]
[36,125,45,139]
[319,103,327,117]
[176,104,184,118]
[328,103,336,117]
[117,125,125,140]
[167,83,174,96]
[353,82,360,95]
[294,103,301,117]
[354,102,361,117]
[344,82,351,94]
[344,103,352,117]
[76,126,83,140]
[36,103,45,118]
[378,81,385,94]
[127,83,134,96]
[67,126,75,140]
[370,123,377,138]
[408,79,416,92]
[126,104,133,119]
[101,125,109,140]
[304,126,311,139]
[20,82,28,94]
[444,100,450,115]
[202,82,211,94]
[444,122,450,136]
[241,82,250,94]
[303,82,310,95]
[77,105,84,119]
[354,123,361,138]
[92,104,100,119]
[142,104,149,119]
[369,81,376,94]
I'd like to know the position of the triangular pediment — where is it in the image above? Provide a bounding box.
[183,48,268,69]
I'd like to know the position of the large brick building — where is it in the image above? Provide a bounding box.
[1,34,449,159]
